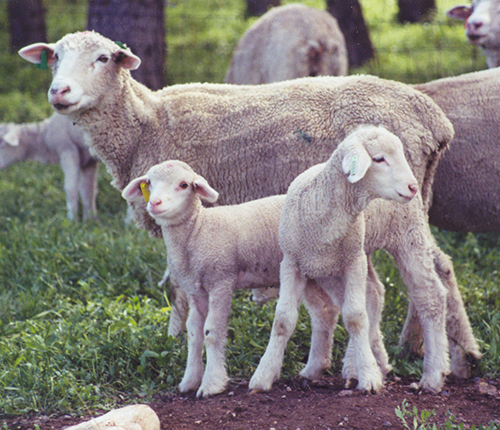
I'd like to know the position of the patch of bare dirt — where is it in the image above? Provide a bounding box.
[3,376,500,430]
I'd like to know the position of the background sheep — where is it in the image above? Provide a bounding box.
[18,31,480,384]
[250,126,439,393]
[447,0,500,68]
[0,112,98,221]
[122,160,285,397]
[224,3,348,85]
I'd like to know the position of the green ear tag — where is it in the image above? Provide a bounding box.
[350,154,358,176]
[115,41,127,49]
[35,49,48,70]
[140,182,150,202]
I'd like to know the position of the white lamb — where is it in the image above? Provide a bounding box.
[121,160,285,398]
[0,112,98,220]
[249,125,419,393]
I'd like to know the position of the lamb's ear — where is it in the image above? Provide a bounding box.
[342,146,372,183]
[194,177,219,203]
[446,5,472,20]
[112,49,141,70]
[18,43,57,66]
[122,175,149,202]
[3,129,20,147]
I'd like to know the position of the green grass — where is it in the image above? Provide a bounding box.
[0,0,498,423]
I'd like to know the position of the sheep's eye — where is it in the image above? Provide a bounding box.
[180,182,189,189]
[97,55,109,63]
[373,156,385,163]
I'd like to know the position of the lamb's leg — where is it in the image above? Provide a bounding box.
[167,282,189,337]
[339,254,383,393]
[299,280,339,380]
[366,257,392,378]
[196,283,233,398]
[179,291,208,393]
[59,149,81,220]
[400,245,482,378]
[249,256,307,392]
[392,232,450,393]
[78,159,99,220]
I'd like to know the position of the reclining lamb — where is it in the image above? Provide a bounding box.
[0,112,98,220]
[249,125,419,393]
[18,31,480,391]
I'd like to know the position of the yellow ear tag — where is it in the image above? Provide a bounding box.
[140,182,150,202]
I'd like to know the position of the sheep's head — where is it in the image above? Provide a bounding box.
[122,160,219,226]
[0,124,26,170]
[18,31,141,116]
[340,125,418,204]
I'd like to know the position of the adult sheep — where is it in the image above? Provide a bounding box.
[224,3,348,84]
[19,31,480,391]
[447,0,500,68]
[0,112,98,220]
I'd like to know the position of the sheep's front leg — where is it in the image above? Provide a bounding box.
[393,234,450,393]
[300,280,339,380]
[197,283,233,398]
[59,149,81,220]
[249,256,307,392]
[339,254,383,393]
[179,291,208,393]
[78,159,98,220]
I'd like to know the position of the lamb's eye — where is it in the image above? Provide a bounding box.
[373,156,385,163]
[180,182,189,189]
[97,55,109,63]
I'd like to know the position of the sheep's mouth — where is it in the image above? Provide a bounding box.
[52,102,78,111]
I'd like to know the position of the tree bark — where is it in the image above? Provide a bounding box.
[246,0,280,17]
[398,0,436,23]
[326,0,374,68]
[87,0,166,90]
[7,0,47,53]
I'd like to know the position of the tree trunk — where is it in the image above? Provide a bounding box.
[87,0,166,90]
[326,0,374,68]
[7,0,47,53]
[398,0,436,23]
[246,0,280,17]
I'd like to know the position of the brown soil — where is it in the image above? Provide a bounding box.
[3,376,500,430]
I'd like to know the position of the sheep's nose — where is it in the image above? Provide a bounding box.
[50,85,71,96]
[466,20,483,32]
[149,197,162,207]
[408,184,418,196]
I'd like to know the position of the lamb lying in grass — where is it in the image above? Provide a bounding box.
[122,160,285,397]
[250,125,419,393]
[0,113,98,220]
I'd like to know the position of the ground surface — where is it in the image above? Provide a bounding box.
[2,376,500,430]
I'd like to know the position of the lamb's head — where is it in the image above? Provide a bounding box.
[122,160,219,226]
[18,31,141,117]
[340,125,418,204]
[447,0,500,50]
[0,124,26,169]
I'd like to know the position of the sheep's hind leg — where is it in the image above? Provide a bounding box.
[196,283,233,398]
[178,291,208,393]
[299,280,339,380]
[249,256,307,392]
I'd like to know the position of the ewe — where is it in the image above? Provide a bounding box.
[447,0,500,68]
[122,160,284,397]
[18,31,480,391]
[0,113,98,220]
[225,3,348,84]
[250,125,419,393]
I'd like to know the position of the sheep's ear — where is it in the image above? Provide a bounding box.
[194,177,219,203]
[122,175,149,202]
[18,43,57,66]
[112,49,141,70]
[446,5,472,20]
[3,129,20,147]
[342,147,372,183]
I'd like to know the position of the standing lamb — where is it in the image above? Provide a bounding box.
[0,112,98,220]
[122,160,285,397]
[250,126,422,393]
[18,31,480,391]
[224,3,348,84]
[447,0,500,68]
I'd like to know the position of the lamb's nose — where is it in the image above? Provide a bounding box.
[408,184,418,196]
